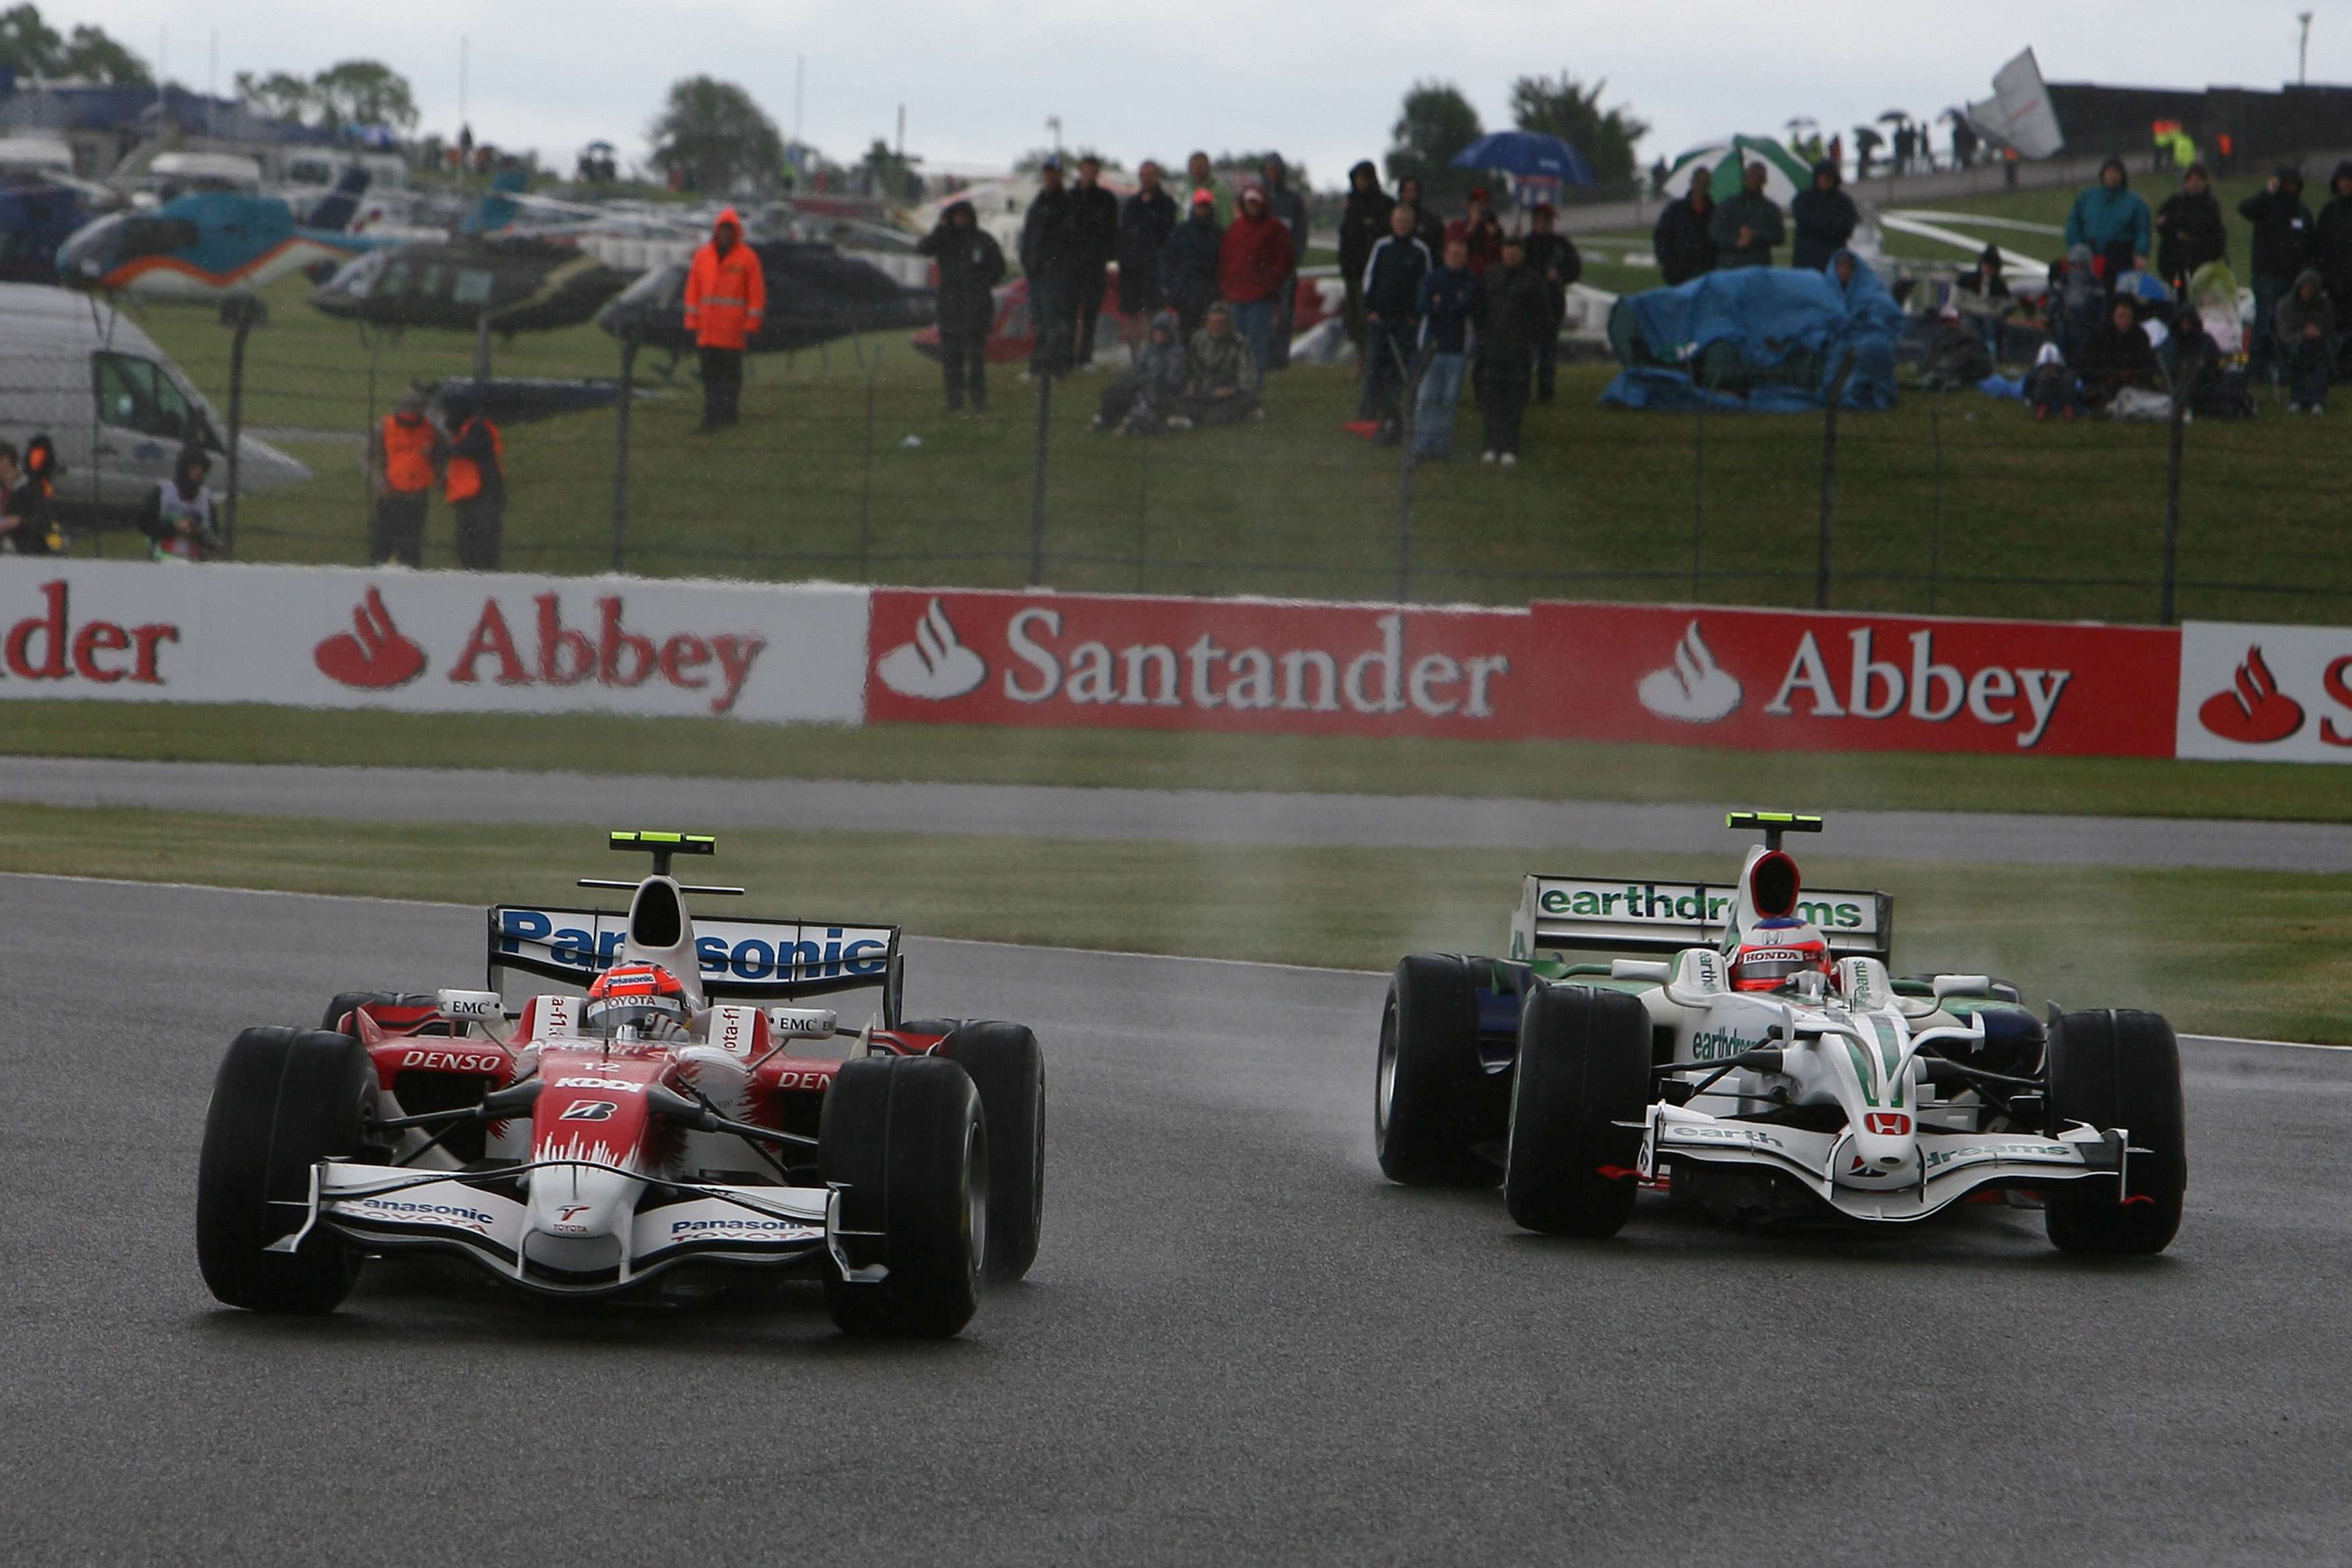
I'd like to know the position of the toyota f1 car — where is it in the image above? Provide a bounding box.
[1376,813,2184,1253]
[197,831,1046,1336]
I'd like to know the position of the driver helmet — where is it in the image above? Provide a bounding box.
[1730,918,1831,992]
[582,963,691,1039]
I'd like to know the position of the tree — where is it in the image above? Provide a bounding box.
[0,4,148,84]
[1385,81,1482,204]
[1510,72,1649,185]
[648,76,783,195]
[235,69,313,124]
[311,60,418,132]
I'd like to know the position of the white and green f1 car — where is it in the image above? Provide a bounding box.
[1375,812,2184,1254]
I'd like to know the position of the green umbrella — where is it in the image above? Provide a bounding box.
[1666,135,1814,206]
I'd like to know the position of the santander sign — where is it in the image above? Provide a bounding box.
[867,590,1527,736]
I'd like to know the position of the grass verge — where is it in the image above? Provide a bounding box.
[4,803,2343,1042]
[2,699,2346,823]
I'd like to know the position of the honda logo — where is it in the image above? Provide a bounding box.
[1864,1112,1912,1136]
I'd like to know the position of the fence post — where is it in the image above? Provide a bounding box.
[2159,340,2200,624]
[1690,405,1705,599]
[1395,340,1426,603]
[1135,431,1149,592]
[1815,349,1857,609]
[858,347,881,582]
[610,335,637,575]
[1029,370,1052,586]
[1928,390,1945,612]
[219,295,260,562]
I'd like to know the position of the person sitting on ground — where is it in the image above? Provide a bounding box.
[1708,161,1784,268]
[1093,311,1189,434]
[1653,166,1718,284]
[2075,297,2162,409]
[1918,305,1994,390]
[1169,301,1261,429]
[1954,242,2010,303]
[2155,162,2227,289]
[1790,158,1857,271]
[2026,342,2083,421]
[2275,267,2339,413]
[2049,244,2104,363]
[2065,155,2152,294]
[1473,234,1549,464]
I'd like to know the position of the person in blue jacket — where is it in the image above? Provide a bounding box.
[1412,236,1478,460]
[2064,156,2152,297]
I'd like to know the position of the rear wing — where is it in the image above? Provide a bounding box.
[1508,875,1892,964]
[487,905,903,1024]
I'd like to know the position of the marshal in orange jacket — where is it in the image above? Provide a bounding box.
[683,208,767,350]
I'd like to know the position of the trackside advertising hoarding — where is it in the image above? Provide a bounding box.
[867,589,2180,757]
[0,560,868,722]
[4,559,2345,763]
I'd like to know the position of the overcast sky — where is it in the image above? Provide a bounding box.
[80,1,2351,186]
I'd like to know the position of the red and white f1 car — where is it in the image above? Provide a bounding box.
[1376,813,2185,1253]
[197,832,1044,1336]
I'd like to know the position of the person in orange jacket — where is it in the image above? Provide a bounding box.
[684,207,767,431]
[367,386,438,566]
[436,392,504,571]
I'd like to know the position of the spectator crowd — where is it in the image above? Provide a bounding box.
[920,149,1584,465]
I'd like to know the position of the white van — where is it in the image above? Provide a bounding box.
[0,282,309,517]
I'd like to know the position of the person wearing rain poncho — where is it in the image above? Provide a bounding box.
[1598,245,1902,411]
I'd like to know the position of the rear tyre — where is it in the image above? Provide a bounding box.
[2043,1009,2186,1256]
[1376,954,1502,1187]
[820,1057,987,1338]
[196,1027,375,1312]
[939,1022,1044,1282]
[1503,983,1652,1237]
[319,991,436,1032]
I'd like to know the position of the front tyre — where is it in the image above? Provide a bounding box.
[938,1022,1044,1283]
[1503,984,1651,1237]
[196,1027,375,1312]
[1376,954,1500,1187]
[820,1057,987,1338]
[2043,1009,2186,1256]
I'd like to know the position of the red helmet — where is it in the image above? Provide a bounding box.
[583,963,691,1039]
[1730,919,1831,992]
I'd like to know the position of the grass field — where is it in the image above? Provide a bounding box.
[95,242,2352,628]
[5,698,2349,824]
[1,802,2340,1041]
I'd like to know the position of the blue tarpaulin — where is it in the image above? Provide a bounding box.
[1602,255,1906,412]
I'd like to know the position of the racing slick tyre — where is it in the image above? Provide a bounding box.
[197,1027,376,1313]
[2043,1009,2186,1256]
[1376,954,1502,1187]
[938,1022,1045,1283]
[819,1056,988,1338]
[1503,983,1651,1238]
[319,991,436,1032]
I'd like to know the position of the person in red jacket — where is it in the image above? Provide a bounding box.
[1444,187,1505,276]
[683,207,767,432]
[1218,184,1293,379]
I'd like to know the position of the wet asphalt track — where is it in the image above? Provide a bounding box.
[5,872,2351,1565]
[5,754,2352,871]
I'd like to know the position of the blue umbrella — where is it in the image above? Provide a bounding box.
[1449,130,1598,185]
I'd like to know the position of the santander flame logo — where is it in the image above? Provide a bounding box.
[313,587,428,689]
[1637,619,1742,723]
[2197,644,2304,744]
[875,597,987,700]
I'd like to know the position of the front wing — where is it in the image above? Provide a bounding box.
[1640,1104,2131,1223]
[271,1160,852,1295]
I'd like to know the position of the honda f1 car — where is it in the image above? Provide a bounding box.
[197,831,1046,1336]
[1376,813,2184,1253]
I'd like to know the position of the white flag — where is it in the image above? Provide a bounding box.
[1966,48,2066,160]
